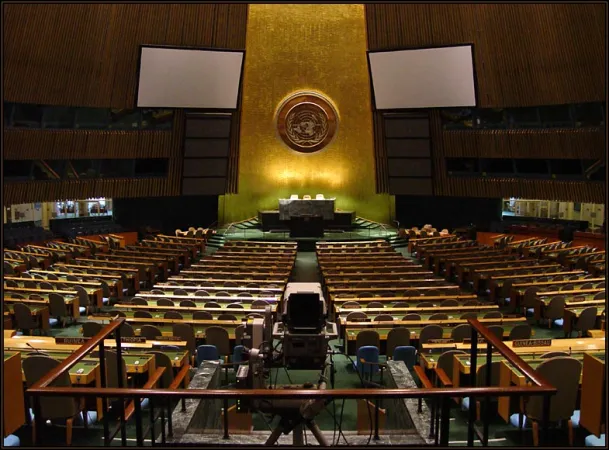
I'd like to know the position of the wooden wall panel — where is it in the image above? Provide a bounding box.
[4,3,248,108]
[3,4,246,203]
[366,4,605,107]
[366,4,606,201]
[442,128,606,159]
[430,112,605,204]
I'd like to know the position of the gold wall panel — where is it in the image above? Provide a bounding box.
[220,4,392,225]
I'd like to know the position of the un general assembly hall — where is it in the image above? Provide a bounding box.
[1,3,607,448]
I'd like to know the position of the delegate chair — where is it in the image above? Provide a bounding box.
[227,303,244,309]
[435,350,467,387]
[367,301,384,309]
[194,291,210,297]
[451,324,471,343]
[403,314,422,321]
[355,330,380,353]
[510,357,582,446]
[157,299,174,306]
[542,296,565,328]
[82,322,102,338]
[355,346,381,384]
[204,302,221,309]
[205,326,231,361]
[509,324,532,340]
[173,323,197,365]
[569,307,598,337]
[196,345,220,366]
[140,325,163,340]
[23,355,95,445]
[134,311,153,318]
[460,312,478,320]
[418,325,443,347]
[393,346,417,370]
[235,325,245,346]
[429,313,449,321]
[346,312,368,322]
[193,311,213,320]
[483,311,503,319]
[540,351,569,359]
[180,300,197,307]
[13,303,43,335]
[49,293,72,328]
[374,314,394,322]
[386,328,411,358]
[218,313,237,321]
[164,311,183,320]
[487,325,504,340]
[461,361,502,420]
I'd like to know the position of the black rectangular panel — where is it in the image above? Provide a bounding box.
[182,177,227,195]
[388,177,433,195]
[185,118,231,138]
[385,118,430,138]
[183,158,228,177]
[386,139,431,158]
[184,139,230,158]
[387,158,432,177]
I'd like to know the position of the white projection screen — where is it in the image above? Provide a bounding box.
[368,45,477,110]
[136,46,244,109]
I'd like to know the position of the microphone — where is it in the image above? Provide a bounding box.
[26,342,44,355]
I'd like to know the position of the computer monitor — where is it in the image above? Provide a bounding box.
[285,292,324,334]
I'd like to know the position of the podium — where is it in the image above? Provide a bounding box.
[289,215,324,238]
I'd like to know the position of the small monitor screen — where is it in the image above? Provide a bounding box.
[287,293,322,330]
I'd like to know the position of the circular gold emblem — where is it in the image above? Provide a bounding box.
[276,92,338,153]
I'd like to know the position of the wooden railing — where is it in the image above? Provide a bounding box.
[26,318,557,447]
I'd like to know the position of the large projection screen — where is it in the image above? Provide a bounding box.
[136,46,244,109]
[368,45,476,110]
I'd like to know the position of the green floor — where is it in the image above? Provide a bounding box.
[12,249,595,446]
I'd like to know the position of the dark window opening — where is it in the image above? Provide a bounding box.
[4,160,33,180]
[539,104,572,127]
[508,107,541,128]
[446,158,479,174]
[549,159,583,176]
[134,159,169,177]
[475,108,507,129]
[12,104,44,128]
[514,159,549,175]
[572,103,604,127]
[482,159,515,175]
[99,159,134,178]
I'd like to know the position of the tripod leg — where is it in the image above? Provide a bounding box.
[265,426,284,446]
[293,424,304,446]
[307,421,330,446]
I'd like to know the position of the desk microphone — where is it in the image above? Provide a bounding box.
[26,342,45,355]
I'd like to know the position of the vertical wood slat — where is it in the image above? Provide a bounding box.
[364,4,605,107]
[4,4,248,203]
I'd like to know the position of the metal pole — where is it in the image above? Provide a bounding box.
[374,397,380,440]
[150,398,156,446]
[223,398,230,439]
[467,327,478,446]
[483,342,493,446]
[98,341,110,446]
[33,395,44,446]
[542,394,551,447]
[439,396,451,447]
[134,396,144,446]
[160,399,167,443]
[115,325,127,446]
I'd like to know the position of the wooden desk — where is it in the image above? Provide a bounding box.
[580,352,606,437]
[155,283,284,293]
[134,293,280,303]
[3,352,26,436]
[5,295,79,319]
[5,304,51,331]
[5,285,102,309]
[29,269,125,298]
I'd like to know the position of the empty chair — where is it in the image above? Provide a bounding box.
[542,295,566,327]
[418,325,443,347]
[5,280,18,287]
[165,281,178,286]
[509,357,582,446]
[215,291,231,297]
[173,323,197,364]
[13,302,44,335]
[82,321,103,337]
[24,280,37,289]
[440,299,459,307]
[218,313,237,321]
[559,284,575,292]
[108,310,126,318]
[131,298,149,306]
[540,351,569,359]
[164,311,183,320]
[72,285,90,315]
[570,307,598,337]
[578,283,594,290]
[182,281,197,287]
[487,325,504,340]
[483,311,503,319]
[39,281,55,290]
[117,322,135,338]
[392,301,410,308]
[346,311,368,322]
[392,346,417,370]
[462,300,480,307]
[508,323,532,340]
[461,361,503,421]
[357,292,374,298]
[157,299,174,307]
[336,293,356,299]
[355,346,381,382]
[460,312,478,320]
[429,313,449,321]
[134,311,153,318]
[173,289,188,296]
[417,302,434,308]
[227,303,244,309]
[386,327,411,358]
[239,292,254,298]
[451,324,472,343]
[48,293,71,328]
[403,289,421,297]
[435,350,467,386]
[403,313,422,321]
[355,330,380,353]
[150,289,165,295]
[147,351,177,389]
[593,291,605,300]
[341,301,361,309]
[246,313,263,319]
[193,311,213,320]
[595,281,605,289]
[9,293,26,299]
[194,290,210,297]
[251,300,269,309]
[223,281,238,287]
[374,314,394,322]
[23,355,92,445]
[204,301,221,309]
[179,300,196,307]
[140,325,163,340]
[196,345,220,366]
[367,301,384,309]
[205,326,231,359]
[29,294,44,300]
[424,289,444,297]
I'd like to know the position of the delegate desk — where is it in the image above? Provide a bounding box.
[332,294,478,308]
[419,337,606,370]
[4,285,102,309]
[4,352,26,436]
[111,303,277,319]
[29,269,126,298]
[488,270,586,304]
[563,306,606,337]
[134,293,280,303]
[4,304,51,331]
[342,317,528,354]
[5,294,80,319]
[155,283,284,294]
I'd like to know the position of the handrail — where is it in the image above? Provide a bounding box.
[467,318,552,388]
[29,318,125,390]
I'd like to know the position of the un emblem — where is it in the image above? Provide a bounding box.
[276,92,338,153]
